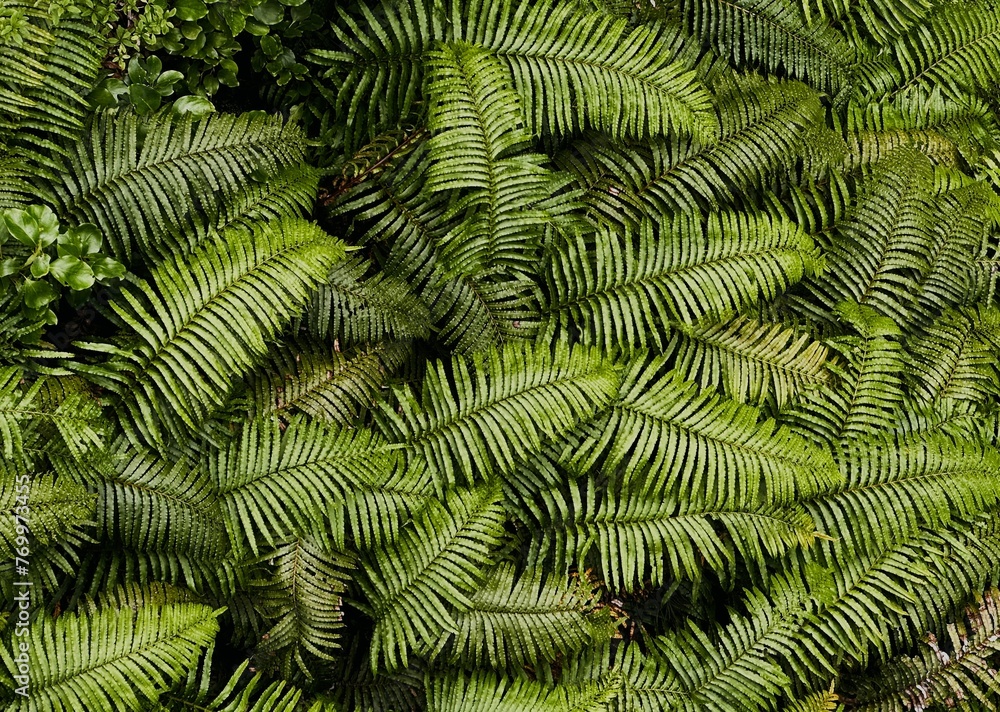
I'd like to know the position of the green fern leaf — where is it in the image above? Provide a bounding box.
[85,218,345,446]
[377,340,620,487]
[907,307,1000,404]
[666,316,833,408]
[42,112,312,259]
[781,302,906,448]
[572,355,840,505]
[542,214,821,350]
[246,339,413,425]
[534,473,818,590]
[358,483,507,670]
[210,418,397,554]
[557,80,825,224]
[0,595,221,711]
[805,432,1000,555]
[430,561,607,669]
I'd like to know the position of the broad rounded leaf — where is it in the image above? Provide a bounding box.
[50,255,96,290]
[21,279,57,309]
[58,223,103,257]
[174,0,208,21]
[129,84,162,115]
[90,256,126,281]
[170,95,216,118]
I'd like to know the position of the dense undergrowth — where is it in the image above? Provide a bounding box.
[5,0,1000,710]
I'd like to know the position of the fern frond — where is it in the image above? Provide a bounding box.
[909,180,997,324]
[542,214,821,350]
[42,112,311,259]
[534,474,818,590]
[666,316,833,408]
[430,561,607,670]
[358,483,507,670]
[249,537,353,678]
[314,0,716,145]
[303,257,431,343]
[621,583,809,711]
[425,42,580,279]
[459,0,717,140]
[805,432,1000,555]
[246,339,413,425]
[781,302,906,448]
[377,340,620,488]
[330,453,433,552]
[426,669,620,712]
[907,307,1000,404]
[84,219,345,446]
[858,3,1000,100]
[151,659,310,712]
[797,149,936,325]
[681,0,859,94]
[0,472,93,559]
[80,439,229,566]
[843,588,1000,711]
[0,6,105,154]
[558,80,825,224]
[209,418,396,554]
[572,355,840,504]
[0,593,221,711]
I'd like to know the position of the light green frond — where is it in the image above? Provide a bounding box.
[329,452,434,550]
[377,340,619,488]
[42,112,311,259]
[781,684,842,712]
[246,339,413,425]
[558,80,825,224]
[842,92,1000,169]
[358,484,507,670]
[151,660,309,712]
[907,307,1000,404]
[794,515,1000,673]
[909,180,997,326]
[424,43,534,194]
[542,214,821,350]
[426,669,620,712]
[858,4,1000,100]
[0,594,221,711]
[843,588,1000,711]
[533,474,818,590]
[620,584,809,711]
[0,472,94,557]
[209,418,395,554]
[781,302,906,448]
[666,316,833,408]
[681,0,859,95]
[85,218,345,446]
[314,0,716,145]
[425,42,580,279]
[459,0,717,140]
[430,561,608,669]
[796,149,935,325]
[572,355,840,505]
[249,537,353,678]
[0,369,105,468]
[805,432,1000,554]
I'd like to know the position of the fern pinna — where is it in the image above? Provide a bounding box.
[6,0,1000,710]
